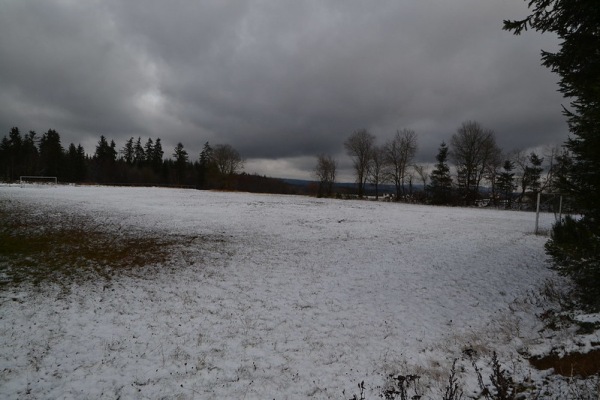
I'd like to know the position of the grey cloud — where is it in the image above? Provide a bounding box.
[0,0,567,179]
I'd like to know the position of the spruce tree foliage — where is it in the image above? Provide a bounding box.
[133,137,145,167]
[525,152,544,196]
[22,131,39,176]
[39,129,64,177]
[144,138,154,165]
[497,160,516,208]
[172,142,189,184]
[0,136,10,180]
[548,149,573,194]
[151,138,164,173]
[197,141,215,189]
[4,127,23,180]
[518,152,544,205]
[546,216,600,309]
[121,137,134,165]
[505,0,600,309]
[64,143,87,182]
[93,136,117,182]
[428,142,453,205]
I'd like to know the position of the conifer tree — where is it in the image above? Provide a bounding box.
[5,127,23,180]
[122,137,134,165]
[497,160,516,208]
[133,137,145,167]
[22,131,39,176]
[151,138,164,173]
[94,135,117,182]
[39,129,64,177]
[173,142,188,184]
[505,0,600,308]
[428,142,453,205]
[144,138,154,165]
[198,141,214,188]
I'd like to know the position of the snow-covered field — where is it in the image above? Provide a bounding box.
[0,185,560,398]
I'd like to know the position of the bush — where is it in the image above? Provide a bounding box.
[545,216,600,310]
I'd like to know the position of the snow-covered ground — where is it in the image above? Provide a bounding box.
[0,185,562,398]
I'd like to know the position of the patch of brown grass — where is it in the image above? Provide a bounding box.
[0,200,186,288]
[530,349,600,378]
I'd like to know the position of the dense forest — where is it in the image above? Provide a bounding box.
[0,127,302,194]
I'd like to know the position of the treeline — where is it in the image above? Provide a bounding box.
[0,127,300,194]
[316,120,574,208]
[0,123,575,204]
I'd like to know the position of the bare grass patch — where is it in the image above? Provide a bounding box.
[0,200,197,288]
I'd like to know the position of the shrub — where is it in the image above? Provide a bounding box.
[545,216,600,310]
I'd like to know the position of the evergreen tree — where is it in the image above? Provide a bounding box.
[5,127,23,180]
[64,143,87,182]
[172,142,188,184]
[0,136,10,180]
[198,141,214,188]
[526,152,544,196]
[549,149,573,194]
[428,142,453,205]
[505,1,600,309]
[93,136,117,182]
[518,152,544,204]
[121,137,134,165]
[76,144,87,181]
[497,160,516,208]
[65,143,79,182]
[39,129,64,178]
[151,138,164,173]
[134,137,145,167]
[22,131,39,176]
[144,138,154,165]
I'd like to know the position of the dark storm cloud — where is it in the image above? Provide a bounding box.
[0,0,567,179]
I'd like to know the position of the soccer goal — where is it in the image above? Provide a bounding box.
[19,176,58,187]
[534,192,577,234]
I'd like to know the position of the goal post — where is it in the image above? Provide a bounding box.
[19,176,58,186]
[535,192,574,234]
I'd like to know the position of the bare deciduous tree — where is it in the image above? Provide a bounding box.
[384,129,417,200]
[483,148,504,206]
[413,164,429,192]
[344,129,375,197]
[314,153,337,197]
[450,121,498,205]
[212,144,244,176]
[369,146,385,200]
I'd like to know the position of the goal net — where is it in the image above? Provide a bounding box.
[19,176,58,187]
[534,192,579,234]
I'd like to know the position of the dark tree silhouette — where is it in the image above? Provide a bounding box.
[314,153,337,198]
[429,142,453,205]
[345,129,375,198]
[39,129,64,177]
[505,0,600,308]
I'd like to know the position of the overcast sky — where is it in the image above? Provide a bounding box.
[1,0,568,180]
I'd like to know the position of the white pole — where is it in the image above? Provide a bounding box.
[535,192,541,234]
